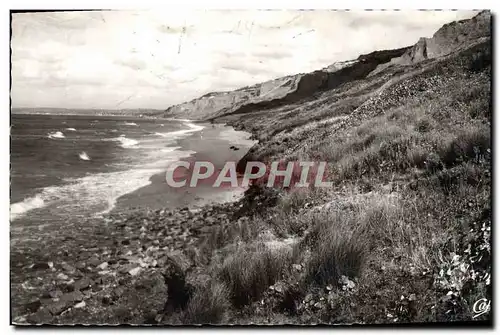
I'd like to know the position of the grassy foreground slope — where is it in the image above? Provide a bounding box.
[158,11,491,324]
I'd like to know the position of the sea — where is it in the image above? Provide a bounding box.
[10,113,204,228]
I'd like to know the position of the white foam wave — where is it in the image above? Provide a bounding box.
[154,121,205,140]
[10,146,197,221]
[66,128,76,131]
[109,135,139,148]
[79,151,91,160]
[123,122,138,126]
[11,120,205,221]
[48,131,65,139]
[161,146,182,153]
[10,195,46,221]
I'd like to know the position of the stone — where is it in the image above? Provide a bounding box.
[112,287,125,301]
[119,263,137,274]
[45,289,63,299]
[75,261,86,270]
[74,301,86,309]
[26,308,52,324]
[314,302,325,309]
[46,300,69,316]
[24,299,41,314]
[13,316,27,324]
[274,282,284,293]
[31,262,50,270]
[97,262,109,270]
[74,277,91,291]
[61,263,76,273]
[63,290,84,303]
[128,267,142,276]
[45,291,83,316]
[87,256,101,267]
[57,273,69,281]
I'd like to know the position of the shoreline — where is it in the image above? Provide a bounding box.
[111,122,257,213]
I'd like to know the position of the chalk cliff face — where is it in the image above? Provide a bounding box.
[163,11,490,121]
[163,48,409,121]
[370,10,491,74]
[163,75,301,120]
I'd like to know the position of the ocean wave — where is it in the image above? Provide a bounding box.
[10,151,191,221]
[123,122,138,126]
[66,128,76,131]
[10,195,46,221]
[11,146,197,222]
[109,135,139,148]
[154,121,205,140]
[161,146,182,153]
[9,168,160,222]
[48,131,65,139]
[79,151,91,160]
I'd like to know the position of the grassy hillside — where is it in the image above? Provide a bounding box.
[157,13,491,325]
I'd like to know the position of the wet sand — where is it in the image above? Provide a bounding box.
[112,123,257,213]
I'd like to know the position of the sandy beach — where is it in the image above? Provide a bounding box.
[112,122,257,212]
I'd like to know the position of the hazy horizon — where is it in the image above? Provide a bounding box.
[11,10,478,110]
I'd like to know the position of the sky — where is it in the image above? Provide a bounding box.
[11,10,478,110]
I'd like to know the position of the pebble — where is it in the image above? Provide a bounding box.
[61,263,76,273]
[74,277,91,291]
[87,256,101,267]
[57,273,69,281]
[74,301,86,309]
[97,262,109,270]
[75,261,86,270]
[31,262,51,270]
[24,300,41,313]
[128,267,142,276]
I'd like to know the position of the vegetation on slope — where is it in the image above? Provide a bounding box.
[158,19,491,325]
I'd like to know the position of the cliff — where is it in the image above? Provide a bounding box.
[164,12,490,122]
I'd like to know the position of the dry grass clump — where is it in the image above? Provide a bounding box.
[298,206,369,287]
[305,231,366,287]
[197,216,267,265]
[217,243,294,307]
[437,126,490,168]
[181,280,231,325]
